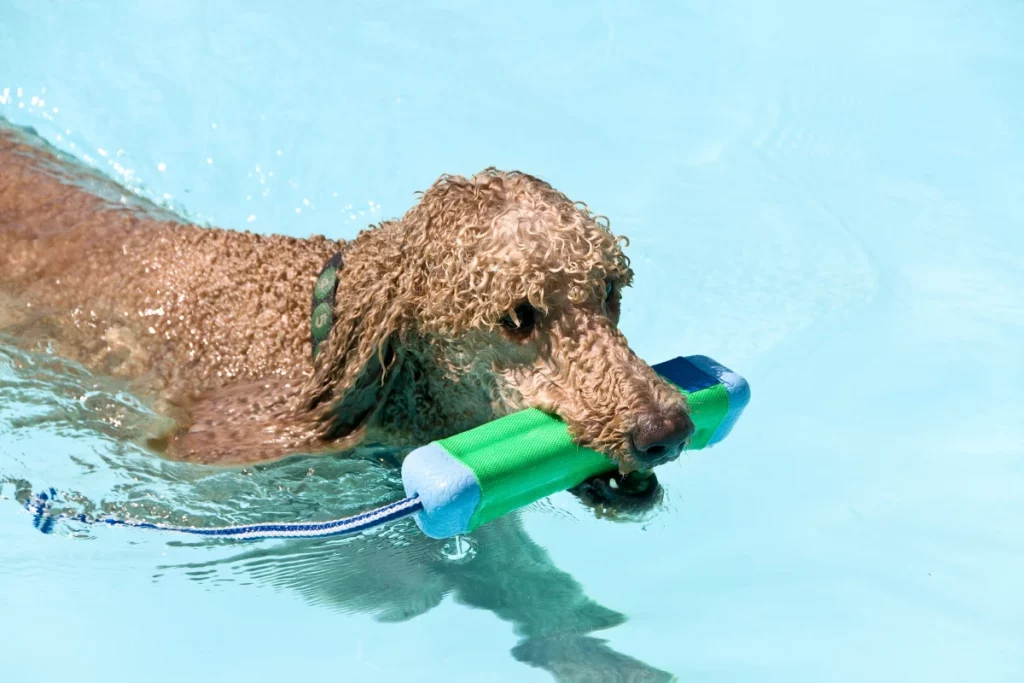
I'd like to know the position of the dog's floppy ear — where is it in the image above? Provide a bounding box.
[158,254,410,465]
[302,271,407,446]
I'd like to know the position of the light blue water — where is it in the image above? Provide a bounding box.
[2,1,1023,680]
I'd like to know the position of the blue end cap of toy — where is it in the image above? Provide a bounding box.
[401,442,482,539]
[653,356,721,393]
[681,355,751,445]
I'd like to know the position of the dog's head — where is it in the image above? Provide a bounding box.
[305,170,691,508]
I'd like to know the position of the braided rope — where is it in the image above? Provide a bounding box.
[26,488,422,541]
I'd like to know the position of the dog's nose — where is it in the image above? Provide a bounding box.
[631,410,694,465]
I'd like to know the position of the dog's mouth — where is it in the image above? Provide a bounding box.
[570,468,663,517]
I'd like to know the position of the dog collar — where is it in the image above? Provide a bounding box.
[310,251,344,362]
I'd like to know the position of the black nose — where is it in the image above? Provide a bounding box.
[631,410,694,465]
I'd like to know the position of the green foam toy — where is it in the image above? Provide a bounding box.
[402,355,750,538]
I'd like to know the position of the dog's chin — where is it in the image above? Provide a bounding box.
[569,469,663,521]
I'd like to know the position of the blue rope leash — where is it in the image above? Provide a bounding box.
[25,488,422,541]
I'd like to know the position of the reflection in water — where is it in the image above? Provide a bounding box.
[160,513,674,682]
[0,341,675,682]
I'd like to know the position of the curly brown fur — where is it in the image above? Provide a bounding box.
[0,118,689,479]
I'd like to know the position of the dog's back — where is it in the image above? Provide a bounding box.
[0,119,339,394]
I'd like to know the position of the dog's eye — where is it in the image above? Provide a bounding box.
[500,303,537,335]
[602,280,621,321]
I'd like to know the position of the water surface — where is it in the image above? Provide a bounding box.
[2,1,1022,680]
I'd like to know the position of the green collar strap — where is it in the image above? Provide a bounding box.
[310,251,344,362]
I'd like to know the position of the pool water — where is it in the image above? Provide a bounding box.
[2,0,1023,680]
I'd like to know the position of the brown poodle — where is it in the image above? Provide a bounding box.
[0,118,692,507]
